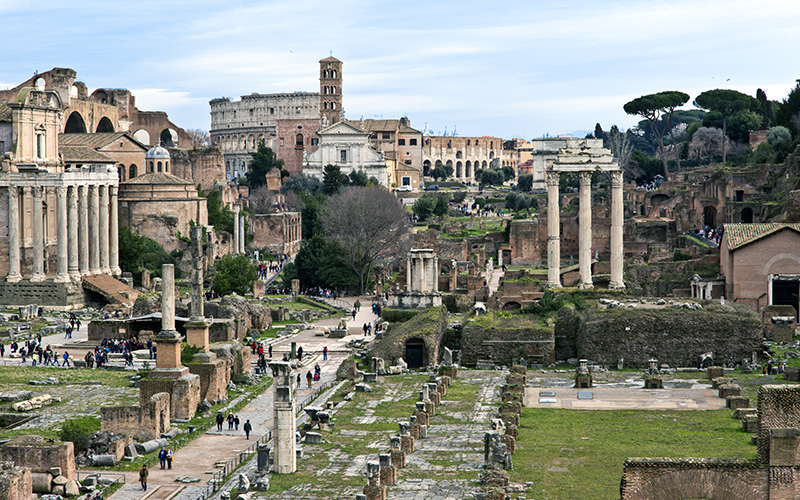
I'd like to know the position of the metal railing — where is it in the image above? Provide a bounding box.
[194,380,334,500]
[77,471,126,497]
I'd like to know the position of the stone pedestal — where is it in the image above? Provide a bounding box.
[185,321,211,354]
[440,365,458,379]
[574,359,592,389]
[389,436,405,468]
[378,454,396,486]
[400,435,414,454]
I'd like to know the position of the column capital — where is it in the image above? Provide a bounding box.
[579,170,592,183]
[610,170,623,186]
[55,185,67,198]
[545,170,560,186]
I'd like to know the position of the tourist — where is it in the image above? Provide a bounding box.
[62,351,70,367]
[297,346,303,360]
[268,344,273,358]
[352,308,357,320]
[165,447,173,469]
[234,415,240,431]
[283,353,289,362]
[323,346,327,361]
[243,419,252,439]
[363,323,368,335]
[354,299,361,312]
[306,370,313,388]
[159,447,167,469]
[227,413,234,430]
[216,411,224,431]
[139,465,148,491]
[296,373,301,385]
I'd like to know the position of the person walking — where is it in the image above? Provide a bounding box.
[243,419,252,439]
[159,447,167,469]
[227,413,234,430]
[62,351,70,367]
[352,308,357,320]
[234,415,240,431]
[268,344,273,358]
[306,370,313,388]
[323,346,328,361]
[139,465,148,491]
[166,447,173,469]
[355,299,361,312]
[216,411,224,432]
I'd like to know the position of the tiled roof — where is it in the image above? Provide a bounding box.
[60,145,115,163]
[58,132,145,150]
[723,223,800,251]
[122,172,191,185]
[0,104,11,122]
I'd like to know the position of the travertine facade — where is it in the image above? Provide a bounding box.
[422,135,503,183]
[349,118,423,189]
[303,121,390,187]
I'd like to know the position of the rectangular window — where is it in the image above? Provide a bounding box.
[398,139,406,146]
[402,176,411,186]
[311,138,319,146]
[409,138,417,146]
[340,150,347,162]
[270,108,275,114]
[382,132,391,140]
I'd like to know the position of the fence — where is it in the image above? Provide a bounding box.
[193,380,334,500]
[77,471,126,497]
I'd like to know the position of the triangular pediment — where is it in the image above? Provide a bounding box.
[317,120,368,137]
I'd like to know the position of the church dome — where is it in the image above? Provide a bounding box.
[146,144,170,159]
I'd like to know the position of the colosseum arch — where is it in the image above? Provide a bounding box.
[465,161,472,179]
[133,129,151,145]
[456,161,462,178]
[623,469,764,500]
[423,160,431,176]
[96,117,114,133]
[64,111,87,133]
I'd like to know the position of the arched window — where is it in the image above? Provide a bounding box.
[165,161,169,172]
[36,131,45,160]
[149,161,154,172]
[157,161,162,172]
[296,133,304,148]
[118,164,125,182]
[447,140,452,149]
[129,164,137,179]
[332,70,337,78]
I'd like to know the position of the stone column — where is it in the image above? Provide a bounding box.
[406,255,412,292]
[609,170,625,289]
[54,186,70,283]
[269,362,296,473]
[7,186,21,282]
[78,185,89,276]
[155,264,184,373]
[99,184,110,274]
[578,171,593,289]
[418,257,425,292]
[433,256,439,292]
[546,170,562,288]
[239,213,245,254]
[89,185,100,274]
[232,204,240,254]
[67,185,80,281]
[109,185,121,276]
[31,186,46,282]
[186,225,211,353]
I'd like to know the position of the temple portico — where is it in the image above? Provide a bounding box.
[545,139,625,289]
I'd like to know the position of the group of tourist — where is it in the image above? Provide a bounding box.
[691,225,723,245]
[257,254,290,280]
[637,178,663,191]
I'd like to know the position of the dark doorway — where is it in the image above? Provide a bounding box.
[703,206,717,228]
[740,207,753,223]
[405,340,425,368]
[64,112,87,133]
[772,280,800,319]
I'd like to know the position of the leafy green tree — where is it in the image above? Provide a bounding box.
[348,169,369,187]
[623,91,690,176]
[246,141,284,188]
[212,254,258,296]
[451,190,467,204]
[776,81,800,136]
[518,173,533,192]
[60,417,100,453]
[323,164,345,195]
[756,88,776,128]
[767,126,792,148]
[629,150,663,183]
[433,193,449,217]
[478,169,505,187]
[320,186,409,294]
[119,227,178,282]
[694,89,760,162]
[204,189,234,234]
[283,234,357,290]
[412,196,436,221]
[430,163,453,181]
[280,174,322,195]
[501,166,515,182]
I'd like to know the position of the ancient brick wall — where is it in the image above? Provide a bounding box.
[0,437,75,481]
[101,392,169,441]
[461,313,554,366]
[188,358,229,403]
[0,461,32,500]
[757,385,800,464]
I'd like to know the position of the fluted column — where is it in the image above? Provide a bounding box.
[109,185,120,276]
[99,184,110,274]
[239,214,245,254]
[7,187,21,282]
[89,184,100,274]
[610,170,625,289]
[54,186,70,283]
[78,185,89,276]
[31,186,45,282]
[67,185,80,281]
[232,204,240,255]
[546,170,562,288]
[578,171,593,289]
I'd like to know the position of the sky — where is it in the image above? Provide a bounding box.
[1,0,799,140]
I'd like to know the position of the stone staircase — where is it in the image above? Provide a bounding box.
[82,274,140,307]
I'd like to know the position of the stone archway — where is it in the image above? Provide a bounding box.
[405,338,427,369]
[423,160,431,176]
[623,469,764,500]
[133,129,151,145]
[703,206,717,228]
[96,116,114,133]
[64,111,87,133]
[502,301,521,311]
[740,207,753,223]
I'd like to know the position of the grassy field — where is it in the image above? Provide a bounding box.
[512,407,755,500]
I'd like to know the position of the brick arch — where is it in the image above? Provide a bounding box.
[624,469,764,500]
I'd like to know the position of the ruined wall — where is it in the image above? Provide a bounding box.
[101,392,169,441]
[87,319,128,341]
[370,306,448,366]
[0,461,32,500]
[461,312,554,366]
[756,385,800,464]
[200,295,271,340]
[509,219,541,265]
[625,255,720,297]
[169,147,226,192]
[556,303,761,368]
[188,358,229,403]
[0,437,75,481]
[209,341,251,378]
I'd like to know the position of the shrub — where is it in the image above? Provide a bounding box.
[59,417,100,453]
[673,249,692,261]
[212,254,258,296]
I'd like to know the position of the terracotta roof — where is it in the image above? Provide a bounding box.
[58,132,146,150]
[0,104,11,122]
[320,56,341,63]
[60,145,114,163]
[121,172,191,185]
[723,223,800,251]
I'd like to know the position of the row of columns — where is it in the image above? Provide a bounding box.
[405,252,439,293]
[7,183,120,283]
[232,204,245,254]
[546,170,624,289]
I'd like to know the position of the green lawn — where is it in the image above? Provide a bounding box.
[512,408,755,500]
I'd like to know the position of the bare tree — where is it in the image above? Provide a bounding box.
[689,127,730,160]
[606,125,633,171]
[249,185,282,214]
[320,186,409,295]
[186,129,211,147]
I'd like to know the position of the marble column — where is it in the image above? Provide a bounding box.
[546,170,562,288]
[433,256,439,292]
[31,186,45,282]
[190,225,204,321]
[54,186,70,283]
[578,171,593,289]
[78,185,89,276]
[109,185,121,276]
[610,170,625,289]
[269,362,297,474]
[99,184,110,274]
[7,187,21,282]
[67,185,80,281]
[232,204,240,254]
[162,263,176,332]
[89,185,99,274]
[406,256,412,292]
[238,214,245,254]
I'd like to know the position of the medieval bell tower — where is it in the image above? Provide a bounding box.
[319,56,342,126]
